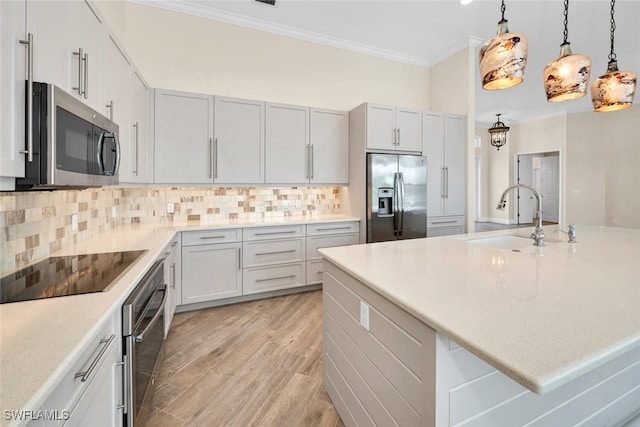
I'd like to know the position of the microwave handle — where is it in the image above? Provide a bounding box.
[96,131,120,176]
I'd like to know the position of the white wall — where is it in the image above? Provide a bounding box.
[567,108,640,228]
[121,3,430,111]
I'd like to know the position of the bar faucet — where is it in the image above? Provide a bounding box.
[496,184,545,247]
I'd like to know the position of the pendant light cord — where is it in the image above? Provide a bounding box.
[562,0,569,44]
[500,0,506,22]
[609,0,617,61]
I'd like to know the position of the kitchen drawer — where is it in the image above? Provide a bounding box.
[307,259,324,285]
[243,238,304,268]
[182,228,241,246]
[427,226,464,238]
[39,313,120,425]
[243,263,305,295]
[243,225,304,241]
[307,233,359,260]
[307,221,359,236]
[427,216,465,228]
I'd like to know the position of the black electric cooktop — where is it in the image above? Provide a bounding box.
[0,250,147,304]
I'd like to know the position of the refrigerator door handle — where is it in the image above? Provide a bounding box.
[393,172,400,235]
[398,172,405,235]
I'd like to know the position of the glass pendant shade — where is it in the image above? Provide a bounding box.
[591,61,637,112]
[543,42,591,102]
[479,20,528,90]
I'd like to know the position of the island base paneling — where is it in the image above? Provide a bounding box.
[322,261,640,427]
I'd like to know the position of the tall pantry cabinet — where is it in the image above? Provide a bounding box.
[423,111,466,237]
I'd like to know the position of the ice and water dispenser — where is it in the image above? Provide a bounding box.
[377,187,393,217]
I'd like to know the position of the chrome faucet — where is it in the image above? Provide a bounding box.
[496,184,545,247]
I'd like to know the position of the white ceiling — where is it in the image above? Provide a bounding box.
[134,0,640,126]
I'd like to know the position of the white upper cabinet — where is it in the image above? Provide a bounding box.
[0,0,27,190]
[68,0,103,111]
[366,103,422,152]
[309,108,349,184]
[395,107,423,152]
[27,1,70,91]
[102,33,131,180]
[266,102,309,184]
[129,70,150,183]
[214,96,265,184]
[154,89,214,184]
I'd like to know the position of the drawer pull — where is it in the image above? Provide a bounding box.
[315,226,353,231]
[200,235,226,240]
[75,334,115,383]
[431,220,459,224]
[255,275,296,283]
[254,231,297,236]
[255,250,296,256]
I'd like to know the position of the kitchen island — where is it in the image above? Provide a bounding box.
[319,226,640,426]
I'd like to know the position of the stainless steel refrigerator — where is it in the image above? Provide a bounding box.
[367,153,427,242]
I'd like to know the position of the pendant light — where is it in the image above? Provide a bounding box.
[591,0,637,112]
[543,0,591,102]
[488,114,509,150]
[479,0,528,90]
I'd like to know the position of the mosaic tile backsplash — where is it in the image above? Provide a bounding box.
[0,186,341,274]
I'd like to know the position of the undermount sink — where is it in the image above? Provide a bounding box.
[465,234,559,250]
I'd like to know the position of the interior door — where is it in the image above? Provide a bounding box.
[367,153,397,243]
[517,154,535,224]
[398,155,427,239]
[542,156,560,222]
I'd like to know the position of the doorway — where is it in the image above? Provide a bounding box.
[515,151,560,225]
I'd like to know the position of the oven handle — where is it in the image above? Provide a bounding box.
[134,287,167,343]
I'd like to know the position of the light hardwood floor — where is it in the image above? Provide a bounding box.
[147,290,344,427]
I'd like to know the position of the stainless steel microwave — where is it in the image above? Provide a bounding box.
[16,83,120,189]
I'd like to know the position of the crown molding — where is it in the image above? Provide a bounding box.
[130,0,433,67]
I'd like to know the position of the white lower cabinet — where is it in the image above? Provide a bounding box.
[163,234,180,337]
[182,237,242,304]
[178,221,359,308]
[243,263,305,295]
[31,312,123,427]
[306,222,359,286]
[242,225,305,295]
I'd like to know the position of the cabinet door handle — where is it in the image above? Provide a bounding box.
[214,138,218,179]
[397,128,401,146]
[200,235,225,240]
[441,167,445,198]
[255,250,296,256]
[73,48,83,95]
[445,166,449,198]
[83,52,89,99]
[309,144,313,179]
[208,137,213,179]
[305,145,310,179]
[255,275,295,283]
[431,220,458,224]
[75,334,115,382]
[254,230,296,236]
[132,122,139,175]
[315,226,352,232]
[392,128,396,145]
[106,100,114,121]
[238,248,241,269]
[19,33,33,162]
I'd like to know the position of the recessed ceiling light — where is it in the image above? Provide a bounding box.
[460,0,473,5]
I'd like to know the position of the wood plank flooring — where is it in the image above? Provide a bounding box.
[147,290,344,427]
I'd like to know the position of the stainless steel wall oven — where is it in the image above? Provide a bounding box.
[122,260,166,427]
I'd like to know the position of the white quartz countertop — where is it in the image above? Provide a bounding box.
[319,225,640,394]
[0,214,358,426]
